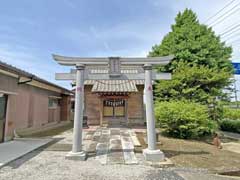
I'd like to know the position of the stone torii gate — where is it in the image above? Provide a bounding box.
[53,54,173,162]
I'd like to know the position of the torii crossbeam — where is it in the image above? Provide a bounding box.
[53,54,174,162]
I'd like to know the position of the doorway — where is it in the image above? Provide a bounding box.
[103,98,126,125]
[0,94,7,143]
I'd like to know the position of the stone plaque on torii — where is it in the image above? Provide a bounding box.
[53,54,174,162]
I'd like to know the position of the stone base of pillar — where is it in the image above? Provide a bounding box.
[65,151,87,161]
[143,148,165,162]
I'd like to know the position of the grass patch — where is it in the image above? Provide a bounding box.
[136,131,240,173]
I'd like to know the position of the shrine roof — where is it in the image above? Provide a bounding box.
[83,80,145,86]
[91,80,139,93]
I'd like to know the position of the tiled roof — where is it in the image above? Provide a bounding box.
[91,80,139,92]
[72,67,145,92]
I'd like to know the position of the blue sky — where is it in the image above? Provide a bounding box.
[0,0,239,89]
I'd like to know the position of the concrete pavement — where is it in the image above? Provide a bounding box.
[0,138,52,168]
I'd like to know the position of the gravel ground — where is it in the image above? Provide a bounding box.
[0,150,239,180]
[0,151,184,180]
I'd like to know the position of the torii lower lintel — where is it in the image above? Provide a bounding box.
[55,72,172,81]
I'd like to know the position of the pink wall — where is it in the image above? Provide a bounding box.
[48,107,60,123]
[32,92,49,127]
[1,74,65,140]
[84,86,101,125]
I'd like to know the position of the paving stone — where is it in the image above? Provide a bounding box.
[86,130,95,135]
[129,130,141,147]
[121,134,138,164]
[93,128,138,165]
[108,151,124,164]
[102,129,110,135]
[109,143,122,150]
[109,138,122,150]
[92,131,101,141]
[86,142,97,153]
[123,150,138,165]
[110,129,120,135]
[99,134,110,143]
[121,137,134,150]
[96,143,109,165]
[96,143,108,153]
[108,136,124,164]
[120,130,131,137]
[94,131,101,136]
[84,134,93,140]
[110,135,121,140]
[123,136,132,141]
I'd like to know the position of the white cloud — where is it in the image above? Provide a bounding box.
[59,0,240,58]
[60,20,166,57]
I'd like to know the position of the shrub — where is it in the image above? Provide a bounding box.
[223,107,240,120]
[155,101,217,139]
[207,102,224,121]
[219,119,240,133]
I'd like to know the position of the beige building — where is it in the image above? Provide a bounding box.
[80,79,145,127]
[0,60,72,143]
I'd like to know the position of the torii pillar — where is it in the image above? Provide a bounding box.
[143,64,164,161]
[66,65,86,160]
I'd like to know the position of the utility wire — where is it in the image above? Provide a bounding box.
[228,37,240,44]
[224,32,240,41]
[204,0,237,23]
[230,41,240,46]
[208,3,240,27]
[203,0,240,61]
[221,25,240,39]
[220,23,240,35]
[226,41,240,46]
[225,38,240,47]
[222,28,240,38]
[220,24,240,36]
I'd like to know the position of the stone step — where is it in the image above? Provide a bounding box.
[107,150,124,164]
[129,130,141,147]
[94,128,139,165]
[121,135,138,165]
[123,150,138,165]
[95,143,109,165]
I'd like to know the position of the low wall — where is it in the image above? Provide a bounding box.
[14,121,72,137]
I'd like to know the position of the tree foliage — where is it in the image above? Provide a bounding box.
[149,9,233,103]
[154,63,233,104]
[223,107,240,120]
[149,9,232,72]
